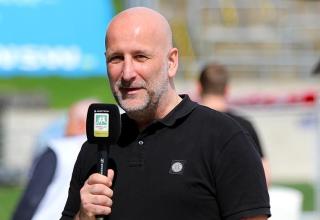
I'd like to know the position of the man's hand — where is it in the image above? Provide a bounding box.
[78,169,114,220]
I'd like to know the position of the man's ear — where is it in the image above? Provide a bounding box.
[168,48,179,78]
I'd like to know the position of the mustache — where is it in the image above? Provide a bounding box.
[116,80,146,89]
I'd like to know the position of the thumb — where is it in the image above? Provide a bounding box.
[107,169,115,187]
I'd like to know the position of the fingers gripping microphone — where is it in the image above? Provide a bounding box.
[86,104,121,220]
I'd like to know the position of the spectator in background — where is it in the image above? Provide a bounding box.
[12,99,98,220]
[32,115,67,159]
[197,62,271,186]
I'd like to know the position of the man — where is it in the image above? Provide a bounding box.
[61,7,270,220]
[197,62,271,186]
[12,99,97,220]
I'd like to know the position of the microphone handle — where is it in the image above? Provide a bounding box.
[96,145,108,220]
[97,216,105,220]
[97,147,108,176]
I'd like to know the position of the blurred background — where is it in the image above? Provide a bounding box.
[0,0,320,219]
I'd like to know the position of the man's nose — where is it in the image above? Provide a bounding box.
[122,58,136,81]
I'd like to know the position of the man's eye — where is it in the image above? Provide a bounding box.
[108,56,122,63]
[135,55,148,62]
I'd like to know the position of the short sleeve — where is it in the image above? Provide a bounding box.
[241,120,264,158]
[214,131,270,219]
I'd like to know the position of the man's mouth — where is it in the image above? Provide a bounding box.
[120,87,141,94]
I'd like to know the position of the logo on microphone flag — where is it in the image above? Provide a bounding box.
[94,113,109,137]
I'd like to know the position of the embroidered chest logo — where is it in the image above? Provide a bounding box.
[169,160,186,175]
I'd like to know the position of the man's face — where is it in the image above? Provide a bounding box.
[106,24,169,115]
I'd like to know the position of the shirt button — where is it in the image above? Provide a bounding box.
[138,140,144,145]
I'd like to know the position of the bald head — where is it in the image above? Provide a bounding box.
[106,7,173,51]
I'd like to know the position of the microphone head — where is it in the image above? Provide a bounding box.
[86,103,121,145]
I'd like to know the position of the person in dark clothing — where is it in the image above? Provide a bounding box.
[61,7,270,220]
[198,62,271,186]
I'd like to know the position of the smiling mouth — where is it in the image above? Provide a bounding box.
[120,87,141,94]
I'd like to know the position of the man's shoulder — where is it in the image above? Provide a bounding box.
[225,111,256,131]
[80,140,98,153]
[186,104,243,135]
[193,104,236,122]
[226,111,251,123]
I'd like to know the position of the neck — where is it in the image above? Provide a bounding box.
[201,94,227,112]
[133,91,182,131]
[155,91,182,120]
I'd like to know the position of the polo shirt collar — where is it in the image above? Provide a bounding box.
[121,94,198,133]
[158,94,197,127]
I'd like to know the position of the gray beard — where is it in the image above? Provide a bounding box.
[114,79,169,124]
[114,90,158,123]
[112,65,170,124]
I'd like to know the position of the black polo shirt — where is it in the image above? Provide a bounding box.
[226,111,264,158]
[61,95,270,220]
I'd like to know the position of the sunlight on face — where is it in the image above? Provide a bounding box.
[106,17,172,118]
[111,58,169,116]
